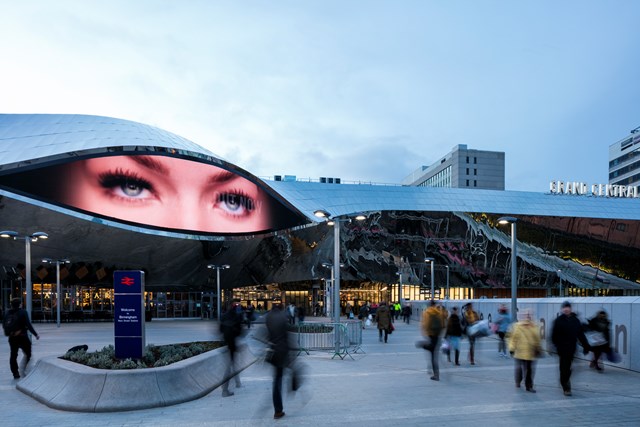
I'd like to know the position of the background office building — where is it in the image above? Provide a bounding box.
[402,144,505,190]
[609,128,640,186]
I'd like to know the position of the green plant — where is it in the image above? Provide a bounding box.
[61,341,223,370]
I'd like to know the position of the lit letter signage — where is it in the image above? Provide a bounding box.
[549,180,639,199]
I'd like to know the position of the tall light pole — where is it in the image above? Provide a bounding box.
[497,217,518,319]
[445,265,450,300]
[42,258,70,327]
[424,257,435,300]
[314,210,365,356]
[1,230,49,318]
[322,262,344,317]
[396,271,403,302]
[207,264,230,323]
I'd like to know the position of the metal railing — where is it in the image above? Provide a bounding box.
[294,320,364,359]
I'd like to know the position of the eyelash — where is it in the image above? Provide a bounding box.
[216,189,258,216]
[98,169,154,201]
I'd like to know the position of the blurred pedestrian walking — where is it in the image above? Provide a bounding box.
[509,309,542,392]
[463,303,479,365]
[421,300,444,381]
[494,304,512,357]
[3,298,39,379]
[220,302,243,397]
[266,303,294,419]
[376,302,392,343]
[445,306,463,366]
[402,304,412,324]
[551,301,590,396]
[587,310,611,372]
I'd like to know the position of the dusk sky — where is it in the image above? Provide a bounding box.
[2,1,639,191]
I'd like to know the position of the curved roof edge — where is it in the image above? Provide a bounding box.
[268,180,640,221]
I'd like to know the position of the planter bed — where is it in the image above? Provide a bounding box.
[16,344,256,412]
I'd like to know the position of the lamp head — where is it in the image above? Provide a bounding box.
[314,209,331,219]
[497,216,518,225]
[0,230,18,238]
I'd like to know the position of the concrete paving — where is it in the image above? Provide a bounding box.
[1,317,639,427]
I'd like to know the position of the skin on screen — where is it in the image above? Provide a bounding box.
[56,155,273,233]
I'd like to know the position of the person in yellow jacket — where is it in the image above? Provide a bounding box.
[508,308,543,393]
[463,303,480,365]
[421,301,445,381]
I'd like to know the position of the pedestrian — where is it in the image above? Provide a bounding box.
[587,310,611,372]
[495,304,512,357]
[445,306,463,366]
[394,302,402,320]
[402,304,411,324]
[358,303,370,329]
[345,303,353,320]
[220,302,243,397]
[551,301,590,396]
[376,302,391,343]
[246,303,256,329]
[508,308,542,393]
[287,303,296,325]
[3,298,40,379]
[463,302,480,365]
[421,300,444,381]
[266,303,294,419]
[297,304,306,323]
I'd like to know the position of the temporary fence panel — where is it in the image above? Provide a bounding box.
[295,320,364,359]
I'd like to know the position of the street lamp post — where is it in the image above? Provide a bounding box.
[42,258,70,327]
[396,272,403,303]
[497,217,519,319]
[322,262,344,317]
[314,210,365,356]
[207,264,230,323]
[1,230,49,318]
[445,265,450,300]
[424,257,435,300]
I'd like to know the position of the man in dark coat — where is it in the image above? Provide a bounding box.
[551,301,590,396]
[220,303,242,397]
[266,303,292,419]
[4,298,40,379]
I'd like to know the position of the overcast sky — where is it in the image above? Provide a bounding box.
[2,1,639,191]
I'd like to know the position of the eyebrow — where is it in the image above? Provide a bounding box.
[206,169,240,185]
[131,156,242,185]
[131,156,171,175]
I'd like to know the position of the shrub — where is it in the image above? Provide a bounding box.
[61,341,223,370]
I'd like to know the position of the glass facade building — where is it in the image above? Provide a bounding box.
[1,114,639,321]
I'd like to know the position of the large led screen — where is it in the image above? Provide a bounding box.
[0,154,308,235]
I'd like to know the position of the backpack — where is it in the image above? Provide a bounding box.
[430,312,442,333]
[3,311,20,337]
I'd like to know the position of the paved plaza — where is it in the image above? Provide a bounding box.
[1,317,639,427]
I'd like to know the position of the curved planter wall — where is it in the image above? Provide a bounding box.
[16,345,256,412]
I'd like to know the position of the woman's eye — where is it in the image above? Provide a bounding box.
[217,192,256,215]
[99,171,154,200]
[117,180,148,198]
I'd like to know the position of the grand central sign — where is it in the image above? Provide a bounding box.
[549,180,639,198]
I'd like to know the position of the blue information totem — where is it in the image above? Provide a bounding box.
[114,270,145,359]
